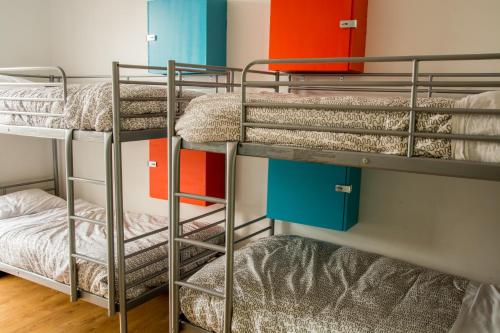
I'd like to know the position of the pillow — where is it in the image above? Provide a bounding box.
[0,188,66,220]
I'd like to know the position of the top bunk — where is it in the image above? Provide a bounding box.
[170,53,500,182]
[0,62,273,142]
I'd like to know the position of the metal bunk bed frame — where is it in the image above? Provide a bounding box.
[0,63,241,333]
[167,53,500,333]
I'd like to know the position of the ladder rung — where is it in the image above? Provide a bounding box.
[68,176,105,186]
[72,253,107,266]
[69,215,106,226]
[175,238,226,253]
[175,280,225,299]
[175,192,226,205]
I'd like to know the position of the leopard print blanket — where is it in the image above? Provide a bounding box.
[176,92,455,158]
[0,82,200,131]
[180,235,469,333]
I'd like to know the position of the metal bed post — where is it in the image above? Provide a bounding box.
[64,129,78,302]
[168,60,181,333]
[269,218,276,236]
[112,61,128,333]
[223,141,238,333]
[407,59,420,157]
[52,139,59,197]
[104,132,116,316]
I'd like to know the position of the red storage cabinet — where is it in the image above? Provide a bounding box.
[149,139,225,206]
[269,0,368,72]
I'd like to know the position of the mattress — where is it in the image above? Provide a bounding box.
[0,82,201,131]
[175,91,500,162]
[180,235,500,333]
[0,189,223,300]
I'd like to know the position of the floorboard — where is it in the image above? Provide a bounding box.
[0,274,169,333]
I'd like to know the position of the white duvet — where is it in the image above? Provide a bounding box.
[0,189,223,300]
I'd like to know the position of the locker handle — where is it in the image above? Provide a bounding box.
[335,184,352,193]
[339,20,357,29]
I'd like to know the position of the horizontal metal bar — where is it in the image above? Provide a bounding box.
[174,280,225,298]
[124,240,168,260]
[175,62,276,76]
[286,72,500,78]
[119,80,167,86]
[179,249,217,269]
[175,192,226,204]
[120,97,167,102]
[124,225,169,244]
[174,80,236,88]
[242,122,409,137]
[181,219,225,238]
[234,216,268,231]
[174,238,226,253]
[125,255,168,275]
[244,80,413,88]
[244,103,500,115]
[0,82,62,87]
[235,226,272,244]
[415,132,500,143]
[0,110,64,117]
[289,86,495,95]
[69,215,106,226]
[0,97,63,102]
[179,207,226,226]
[118,64,168,71]
[120,113,167,119]
[0,178,54,190]
[67,176,105,186]
[0,66,66,73]
[418,81,500,87]
[126,268,168,290]
[72,253,107,266]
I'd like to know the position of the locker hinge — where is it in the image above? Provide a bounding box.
[147,34,157,42]
[148,161,157,168]
[339,20,358,28]
[335,184,352,193]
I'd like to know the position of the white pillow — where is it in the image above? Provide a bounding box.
[0,188,66,220]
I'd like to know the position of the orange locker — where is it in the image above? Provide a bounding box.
[269,0,368,72]
[149,139,225,206]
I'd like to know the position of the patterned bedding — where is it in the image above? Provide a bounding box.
[0,83,201,131]
[180,235,471,333]
[175,92,500,161]
[0,190,223,300]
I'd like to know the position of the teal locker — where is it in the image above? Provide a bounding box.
[267,159,361,231]
[147,0,227,67]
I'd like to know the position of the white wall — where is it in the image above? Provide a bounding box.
[0,0,53,185]
[1,0,500,284]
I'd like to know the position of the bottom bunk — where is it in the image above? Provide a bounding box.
[0,188,223,303]
[179,235,500,333]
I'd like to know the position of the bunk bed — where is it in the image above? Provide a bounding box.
[166,54,500,333]
[0,62,248,333]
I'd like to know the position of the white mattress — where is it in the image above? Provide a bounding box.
[0,189,223,300]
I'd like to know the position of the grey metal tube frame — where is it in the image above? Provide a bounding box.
[169,53,500,333]
[0,63,244,333]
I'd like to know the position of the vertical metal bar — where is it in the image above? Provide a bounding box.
[288,74,292,93]
[64,129,77,302]
[104,132,116,316]
[226,71,231,93]
[231,71,236,93]
[241,66,249,142]
[223,141,238,333]
[274,72,280,93]
[169,138,182,333]
[407,60,419,157]
[111,61,128,333]
[52,139,60,197]
[168,60,181,333]
[215,75,219,93]
[427,74,434,97]
[269,218,275,236]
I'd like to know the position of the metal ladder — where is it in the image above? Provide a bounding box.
[169,136,238,333]
[64,129,116,316]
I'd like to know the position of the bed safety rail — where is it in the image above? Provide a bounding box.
[238,54,500,181]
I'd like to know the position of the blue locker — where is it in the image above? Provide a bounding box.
[267,159,361,231]
[147,0,227,67]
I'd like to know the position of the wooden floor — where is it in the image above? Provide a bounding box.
[0,274,169,333]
